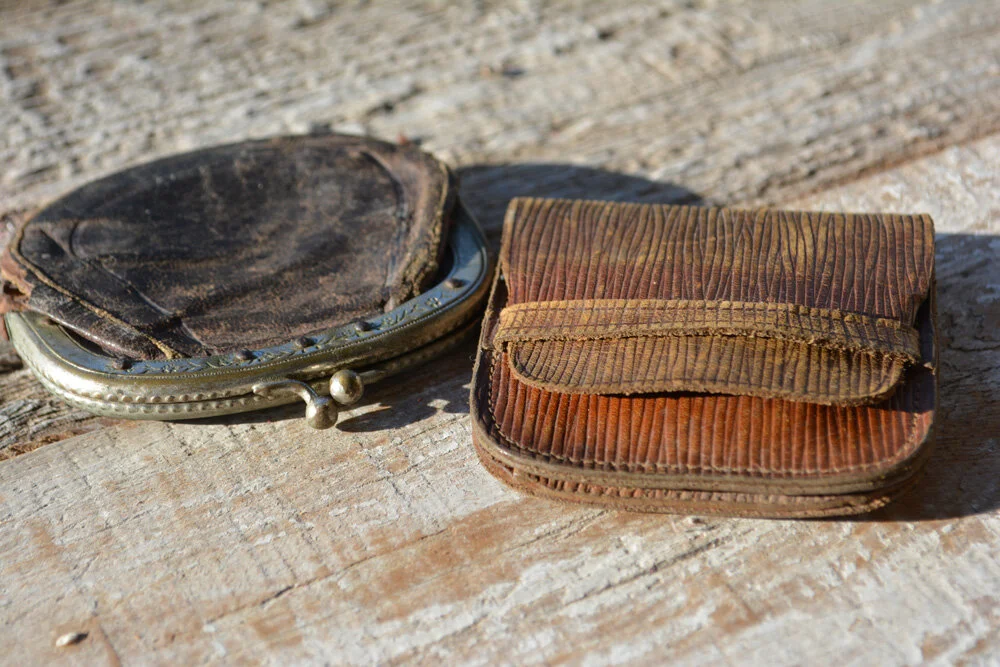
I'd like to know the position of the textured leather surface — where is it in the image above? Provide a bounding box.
[0,134,454,359]
[471,197,937,517]
[496,198,933,405]
[471,433,928,518]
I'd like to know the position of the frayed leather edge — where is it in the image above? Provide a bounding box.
[504,343,906,407]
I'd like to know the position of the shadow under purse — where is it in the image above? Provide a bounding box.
[471,198,937,518]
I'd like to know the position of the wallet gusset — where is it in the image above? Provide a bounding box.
[471,198,936,518]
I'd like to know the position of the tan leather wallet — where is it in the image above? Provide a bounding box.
[471,198,937,518]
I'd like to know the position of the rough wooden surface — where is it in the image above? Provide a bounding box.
[2,1,1000,664]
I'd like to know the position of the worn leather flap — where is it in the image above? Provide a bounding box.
[495,198,935,406]
[0,134,454,360]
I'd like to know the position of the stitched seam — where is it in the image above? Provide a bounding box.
[485,349,922,477]
[500,330,917,360]
[495,299,920,358]
[499,324,913,343]
[511,469,890,505]
[500,299,912,330]
[498,324,914,343]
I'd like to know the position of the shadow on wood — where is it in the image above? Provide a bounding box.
[868,232,1000,521]
[457,163,704,238]
[185,337,477,433]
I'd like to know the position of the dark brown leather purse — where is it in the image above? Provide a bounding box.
[1,135,491,429]
[471,198,936,517]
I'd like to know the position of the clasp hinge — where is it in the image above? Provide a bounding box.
[252,369,364,429]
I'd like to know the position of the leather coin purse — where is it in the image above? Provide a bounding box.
[1,135,490,429]
[471,198,936,517]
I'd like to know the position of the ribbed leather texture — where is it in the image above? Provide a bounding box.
[506,337,908,405]
[496,299,920,355]
[470,198,937,515]
[473,440,923,517]
[489,349,933,477]
[496,198,934,404]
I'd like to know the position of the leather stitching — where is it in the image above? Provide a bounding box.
[501,299,912,329]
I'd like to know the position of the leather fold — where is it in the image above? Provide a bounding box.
[495,198,935,406]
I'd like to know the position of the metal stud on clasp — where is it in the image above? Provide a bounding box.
[253,369,364,429]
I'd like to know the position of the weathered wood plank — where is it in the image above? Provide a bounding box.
[2,133,999,665]
[2,1,999,214]
[0,364,110,461]
[2,1,1000,664]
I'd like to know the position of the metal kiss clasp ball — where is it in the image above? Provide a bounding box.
[330,369,364,406]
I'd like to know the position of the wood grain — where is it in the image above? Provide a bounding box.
[2,1,1000,664]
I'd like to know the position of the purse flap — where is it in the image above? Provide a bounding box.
[494,198,935,406]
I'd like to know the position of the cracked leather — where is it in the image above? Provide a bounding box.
[471,198,937,518]
[0,134,455,360]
